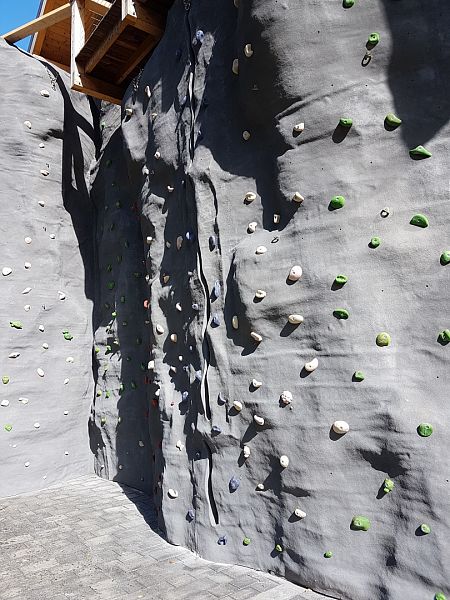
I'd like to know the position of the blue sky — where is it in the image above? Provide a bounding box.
[0,0,41,50]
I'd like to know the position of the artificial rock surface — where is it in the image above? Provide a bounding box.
[1,0,450,599]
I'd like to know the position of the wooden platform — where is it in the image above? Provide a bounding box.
[2,0,174,104]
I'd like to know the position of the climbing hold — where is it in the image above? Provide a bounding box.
[353,371,365,382]
[304,358,318,372]
[410,214,429,228]
[334,274,348,285]
[376,332,391,347]
[4,424,12,432]
[339,118,352,128]
[125,107,133,116]
[41,170,49,177]
[211,425,222,435]
[256,483,265,491]
[2,267,12,276]
[229,476,240,492]
[255,289,266,299]
[155,324,164,335]
[232,315,239,329]
[233,400,243,412]
[380,207,390,218]
[248,222,257,233]
[217,535,227,545]
[252,379,262,389]
[254,415,265,426]
[24,461,30,467]
[58,291,66,300]
[244,43,253,57]
[24,262,31,269]
[107,281,115,290]
[417,423,433,437]
[438,329,450,343]
[49,233,56,239]
[367,32,380,48]
[8,352,20,358]
[243,537,251,546]
[293,123,305,134]
[280,391,293,405]
[385,113,402,128]
[334,308,349,319]
[24,120,32,129]
[24,305,31,312]
[294,508,307,519]
[242,130,251,141]
[37,368,45,377]
[170,333,178,343]
[195,30,204,43]
[343,0,355,7]
[250,332,263,342]
[22,287,32,294]
[211,314,221,327]
[280,455,289,468]
[19,397,29,404]
[440,251,450,266]
[275,544,283,553]
[24,237,32,244]
[154,150,161,160]
[332,420,349,434]
[244,192,256,203]
[292,192,304,203]
[273,214,280,224]
[351,516,371,531]
[288,314,304,326]
[39,325,44,332]
[34,422,40,429]
[288,265,302,281]
[329,195,346,210]
[42,343,49,350]
[370,236,381,248]
[232,58,239,74]
[1,400,9,407]
[434,594,446,600]
[168,489,179,499]
[409,145,432,159]
[383,478,395,493]
[2,376,9,384]
[40,89,50,97]
[324,551,333,558]
[243,445,251,458]
[66,357,74,363]
[213,280,221,297]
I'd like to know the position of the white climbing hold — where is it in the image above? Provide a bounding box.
[250,331,263,342]
[39,143,45,149]
[273,214,280,224]
[143,166,149,176]
[58,291,66,300]
[288,265,302,281]
[280,390,293,405]
[154,150,161,159]
[293,123,305,134]
[2,267,12,276]
[24,462,30,467]
[49,234,55,239]
[176,236,183,250]
[242,130,251,141]
[39,325,44,332]
[256,483,265,491]
[232,58,239,74]
[66,356,74,363]
[280,455,289,468]
[170,333,178,343]
[244,192,256,203]
[332,420,349,435]
[24,121,32,129]
[40,89,50,97]
[8,352,20,359]
[146,236,153,244]
[37,368,44,377]
[148,360,155,370]
[232,315,239,329]
[24,237,32,244]
[254,415,265,426]
[145,85,151,98]
[380,207,390,218]
[38,200,45,207]
[24,262,31,269]
[34,422,40,429]
[64,379,69,385]
[24,305,31,312]
[22,287,32,294]
[64,411,69,415]
[167,185,174,193]
[252,379,262,389]
[243,445,251,458]
[118,465,123,470]
[125,107,133,116]
[233,400,243,412]
[292,192,304,203]
[139,440,144,447]
[41,170,49,177]
[248,222,257,233]
[168,489,179,499]
[304,357,318,372]
[288,314,304,325]
[64,451,69,456]
[42,343,49,349]
[255,289,266,299]
[1,400,10,407]
[244,44,253,57]
[19,397,29,404]
[255,245,267,255]
[156,324,164,334]
[175,302,182,312]
[176,440,184,451]
[294,508,306,519]
[165,242,171,249]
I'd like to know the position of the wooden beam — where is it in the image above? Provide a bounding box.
[83,16,126,74]
[71,0,86,89]
[3,3,71,44]
[85,0,112,17]
[72,73,124,104]
[123,1,164,37]
[30,0,49,56]
[116,34,156,84]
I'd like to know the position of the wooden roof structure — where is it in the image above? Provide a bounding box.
[3,0,173,104]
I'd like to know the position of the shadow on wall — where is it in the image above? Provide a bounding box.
[382,0,450,147]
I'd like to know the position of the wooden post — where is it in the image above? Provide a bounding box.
[71,0,86,89]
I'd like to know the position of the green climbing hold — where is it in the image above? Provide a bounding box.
[385,113,402,128]
[330,195,346,210]
[438,329,450,343]
[107,281,115,290]
[95,347,100,354]
[435,593,446,600]
[417,423,433,437]
[105,390,111,398]
[96,390,102,397]
[342,0,355,7]
[410,214,429,228]
[334,308,349,319]
[409,145,432,159]
[367,32,380,48]
[105,345,112,353]
[376,332,391,347]
[10,321,23,329]
[383,478,394,493]
[440,251,450,266]
[111,311,117,318]
[4,424,12,432]
[2,376,10,385]
[420,523,431,535]
[351,516,371,531]
[115,201,121,208]
[243,537,251,546]
[120,295,126,303]
[62,330,73,341]
[119,383,124,393]
[353,371,365,382]
[100,416,106,425]
[324,551,333,558]
[370,237,381,248]
[334,274,348,285]
[339,118,352,128]
[275,544,283,553]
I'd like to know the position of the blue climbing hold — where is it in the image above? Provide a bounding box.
[187,509,195,521]
[211,314,220,327]
[195,30,205,43]
[182,391,189,401]
[192,303,199,311]
[211,425,222,435]
[185,230,196,241]
[195,370,202,381]
[213,280,221,298]
[218,535,227,545]
[229,476,240,492]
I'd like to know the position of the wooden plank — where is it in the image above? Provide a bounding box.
[123,1,164,37]
[85,0,112,17]
[83,15,126,73]
[116,33,156,84]
[71,0,86,88]
[3,3,71,44]
[72,73,124,104]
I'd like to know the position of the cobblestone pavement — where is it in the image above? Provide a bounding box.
[0,475,331,600]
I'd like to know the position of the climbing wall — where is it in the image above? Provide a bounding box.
[0,39,96,496]
[120,1,450,599]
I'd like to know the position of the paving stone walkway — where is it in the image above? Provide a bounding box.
[0,475,330,600]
